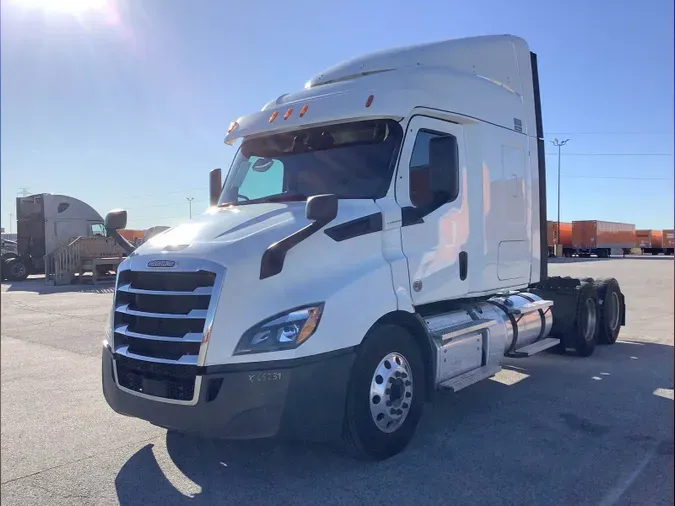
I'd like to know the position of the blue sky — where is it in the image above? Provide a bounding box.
[1,0,673,231]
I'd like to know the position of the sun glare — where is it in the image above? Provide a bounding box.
[11,0,108,15]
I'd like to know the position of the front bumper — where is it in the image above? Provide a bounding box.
[102,345,355,442]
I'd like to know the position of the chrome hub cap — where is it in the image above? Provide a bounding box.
[369,352,413,433]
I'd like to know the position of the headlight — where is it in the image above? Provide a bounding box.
[234,304,324,355]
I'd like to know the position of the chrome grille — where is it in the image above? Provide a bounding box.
[110,259,224,404]
[113,268,216,364]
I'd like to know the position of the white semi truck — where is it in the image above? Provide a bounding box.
[101,35,626,460]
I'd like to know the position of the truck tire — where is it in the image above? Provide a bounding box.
[343,324,426,460]
[591,278,623,345]
[530,277,599,357]
[573,283,599,357]
[4,258,29,282]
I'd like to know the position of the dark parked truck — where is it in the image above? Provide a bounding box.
[0,193,105,282]
[572,220,635,258]
[101,35,628,460]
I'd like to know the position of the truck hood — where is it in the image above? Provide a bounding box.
[130,200,379,265]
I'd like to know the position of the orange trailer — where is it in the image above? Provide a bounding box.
[572,220,635,258]
[546,221,573,256]
[635,229,665,255]
[118,229,145,245]
[663,229,674,254]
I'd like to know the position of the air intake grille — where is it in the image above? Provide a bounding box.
[113,269,216,363]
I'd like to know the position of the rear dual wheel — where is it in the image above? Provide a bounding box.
[591,278,623,345]
[534,280,600,357]
[573,283,599,357]
[343,324,426,460]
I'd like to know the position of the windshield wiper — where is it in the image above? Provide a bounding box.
[219,192,308,207]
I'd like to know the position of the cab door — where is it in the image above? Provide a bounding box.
[395,116,469,305]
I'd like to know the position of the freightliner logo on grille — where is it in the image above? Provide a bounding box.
[146,260,176,268]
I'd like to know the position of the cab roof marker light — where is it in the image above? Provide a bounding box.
[283,107,293,120]
[365,94,374,107]
[269,111,279,123]
[299,105,309,117]
[227,121,239,134]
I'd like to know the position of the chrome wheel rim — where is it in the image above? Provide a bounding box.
[369,352,413,433]
[584,298,597,341]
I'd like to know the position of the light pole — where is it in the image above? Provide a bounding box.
[186,197,195,219]
[551,138,569,255]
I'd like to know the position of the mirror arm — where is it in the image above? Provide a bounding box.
[260,194,337,280]
[107,229,136,255]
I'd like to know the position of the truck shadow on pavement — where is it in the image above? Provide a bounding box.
[114,340,674,506]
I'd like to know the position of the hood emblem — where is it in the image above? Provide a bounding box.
[147,259,176,268]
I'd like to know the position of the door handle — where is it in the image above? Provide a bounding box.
[459,251,468,281]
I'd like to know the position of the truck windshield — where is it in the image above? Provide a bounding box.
[218,119,402,206]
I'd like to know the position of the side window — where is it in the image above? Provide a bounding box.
[409,130,458,207]
[238,156,284,201]
[90,223,105,237]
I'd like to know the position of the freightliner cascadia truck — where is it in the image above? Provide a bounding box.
[101,35,627,460]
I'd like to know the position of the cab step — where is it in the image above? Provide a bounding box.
[438,365,502,392]
[507,337,561,357]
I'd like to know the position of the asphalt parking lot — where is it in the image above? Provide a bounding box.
[1,256,673,506]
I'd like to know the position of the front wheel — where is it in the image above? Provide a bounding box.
[343,324,426,460]
[4,257,29,282]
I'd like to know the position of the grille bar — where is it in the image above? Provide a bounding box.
[115,324,203,343]
[115,345,199,365]
[115,304,208,320]
[117,283,213,297]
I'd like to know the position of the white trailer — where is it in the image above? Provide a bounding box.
[101,35,626,460]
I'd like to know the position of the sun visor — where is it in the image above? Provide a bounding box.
[223,88,405,145]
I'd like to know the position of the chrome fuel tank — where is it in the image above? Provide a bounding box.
[424,292,554,385]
